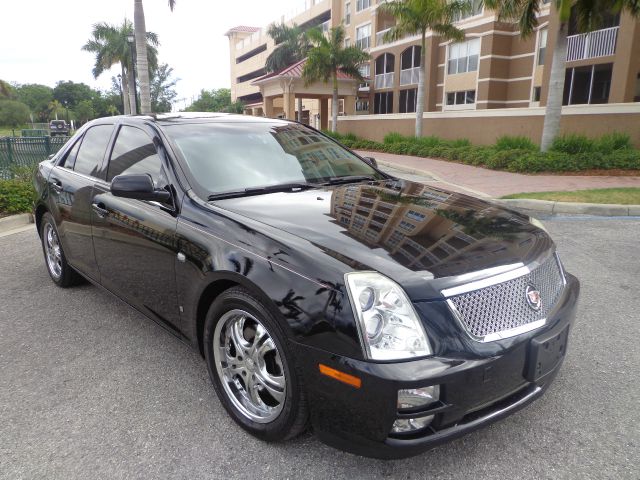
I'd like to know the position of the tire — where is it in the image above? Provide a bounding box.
[204,286,308,441]
[40,212,83,287]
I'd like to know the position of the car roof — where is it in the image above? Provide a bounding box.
[91,112,293,127]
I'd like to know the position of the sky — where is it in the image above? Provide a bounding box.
[1,0,304,108]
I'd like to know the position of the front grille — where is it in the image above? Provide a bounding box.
[447,254,565,341]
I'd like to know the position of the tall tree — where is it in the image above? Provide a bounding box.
[485,0,640,151]
[150,63,179,112]
[0,80,16,100]
[0,100,30,128]
[135,0,176,114]
[379,0,469,137]
[83,20,158,115]
[303,26,370,132]
[15,84,53,122]
[185,88,243,113]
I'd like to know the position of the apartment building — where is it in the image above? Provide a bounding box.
[226,0,640,143]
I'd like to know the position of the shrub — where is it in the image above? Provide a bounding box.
[0,177,35,214]
[550,134,595,154]
[495,135,537,151]
[383,132,407,144]
[594,132,632,154]
[449,138,471,148]
[484,149,526,170]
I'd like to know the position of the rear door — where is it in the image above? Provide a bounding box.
[90,124,181,330]
[47,124,114,281]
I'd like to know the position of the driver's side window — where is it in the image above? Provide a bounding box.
[107,125,167,187]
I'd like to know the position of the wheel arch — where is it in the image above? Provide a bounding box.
[34,203,48,238]
[194,272,288,357]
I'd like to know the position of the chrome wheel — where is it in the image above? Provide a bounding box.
[213,309,286,423]
[44,223,62,279]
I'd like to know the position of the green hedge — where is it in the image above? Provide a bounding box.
[0,166,36,215]
[326,131,639,173]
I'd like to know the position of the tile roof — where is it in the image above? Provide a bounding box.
[252,58,358,84]
[225,25,260,35]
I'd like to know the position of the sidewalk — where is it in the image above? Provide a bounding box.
[357,150,640,198]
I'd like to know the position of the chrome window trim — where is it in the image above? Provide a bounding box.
[443,252,567,343]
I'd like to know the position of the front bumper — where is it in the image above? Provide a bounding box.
[296,273,579,459]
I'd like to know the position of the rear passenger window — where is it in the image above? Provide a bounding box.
[107,126,164,186]
[60,138,81,170]
[74,125,113,178]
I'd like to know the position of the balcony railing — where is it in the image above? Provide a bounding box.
[566,26,619,61]
[374,72,394,89]
[376,28,392,46]
[400,66,420,85]
[321,20,331,33]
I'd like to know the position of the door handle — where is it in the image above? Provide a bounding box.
[91,202,109,218]
[50,178,63,194]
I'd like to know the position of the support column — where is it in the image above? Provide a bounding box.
[264,97,275,117]
[320,98,329,131]
[344,95,356,116]
[283,91,296,120]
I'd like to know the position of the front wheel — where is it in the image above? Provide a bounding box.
[204,287,308,441]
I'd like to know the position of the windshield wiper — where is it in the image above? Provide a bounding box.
[320,175,376,186]
[208,182,314,201]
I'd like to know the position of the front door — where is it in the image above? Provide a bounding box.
[91,124,181,331]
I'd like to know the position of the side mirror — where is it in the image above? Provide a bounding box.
[363,156,378,168]
[111,174,171,202]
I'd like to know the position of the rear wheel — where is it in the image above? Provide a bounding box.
[204,287,308,441]
[40,213,82,287]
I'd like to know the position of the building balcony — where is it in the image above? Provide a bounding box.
[376,28,392,46]
[374,72,394,89]
[566,26,619,62]
[400,66,420,86]
[321,19,331,33]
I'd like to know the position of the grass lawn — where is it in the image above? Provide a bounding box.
[502,188,640,204]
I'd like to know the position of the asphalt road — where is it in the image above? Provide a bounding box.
[1,218,639,480]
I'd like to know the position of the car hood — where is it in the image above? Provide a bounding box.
[213,179,553,291]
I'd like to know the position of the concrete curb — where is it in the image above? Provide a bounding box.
[0,213,34,233]
[495,199,639,216]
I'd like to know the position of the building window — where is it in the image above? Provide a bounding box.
[356,23,371,49]
[532,86,541,102]
[375,53,395,89]
[537,29,547,65]
[563,63,612,105]
[358,63,370,90]
[344,37,351,47]
[400,46,421,85]
[453,0,483,21]
[356,0,370,12]
[345,2,351,25]
[399,88,417,113]
[448,38,480,74]
[374,92,393,114]
[406,210,425,222]
[356,99,370,112]
[446,90,475,106]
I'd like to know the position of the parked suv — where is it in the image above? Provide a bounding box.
[49,120,69,136]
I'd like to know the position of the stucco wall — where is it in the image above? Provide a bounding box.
[336,105,640,146]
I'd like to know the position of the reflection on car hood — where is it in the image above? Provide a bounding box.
[213,179,553,280]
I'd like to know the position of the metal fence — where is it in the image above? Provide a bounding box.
[0,136,70,179]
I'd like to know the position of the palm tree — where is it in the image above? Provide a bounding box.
[303,26,370,132]
[379,0,469,137]
[266,22,311,121]
[83,20,158,115]
[135,0,176,114]
[485,0,640,151]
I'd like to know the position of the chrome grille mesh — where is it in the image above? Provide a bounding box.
[448,255,565,340]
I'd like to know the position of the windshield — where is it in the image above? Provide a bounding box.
[163,122,383,195]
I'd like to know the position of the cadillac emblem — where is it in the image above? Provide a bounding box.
[525,284,542,311]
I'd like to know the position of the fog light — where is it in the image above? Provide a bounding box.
[391,415,434,433]
[397,385,439,410]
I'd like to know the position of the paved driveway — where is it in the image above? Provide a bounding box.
[1,218,638,480]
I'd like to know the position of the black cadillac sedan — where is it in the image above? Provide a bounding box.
[33,113,579,459]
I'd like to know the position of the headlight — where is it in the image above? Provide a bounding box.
[345,272,432,360]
